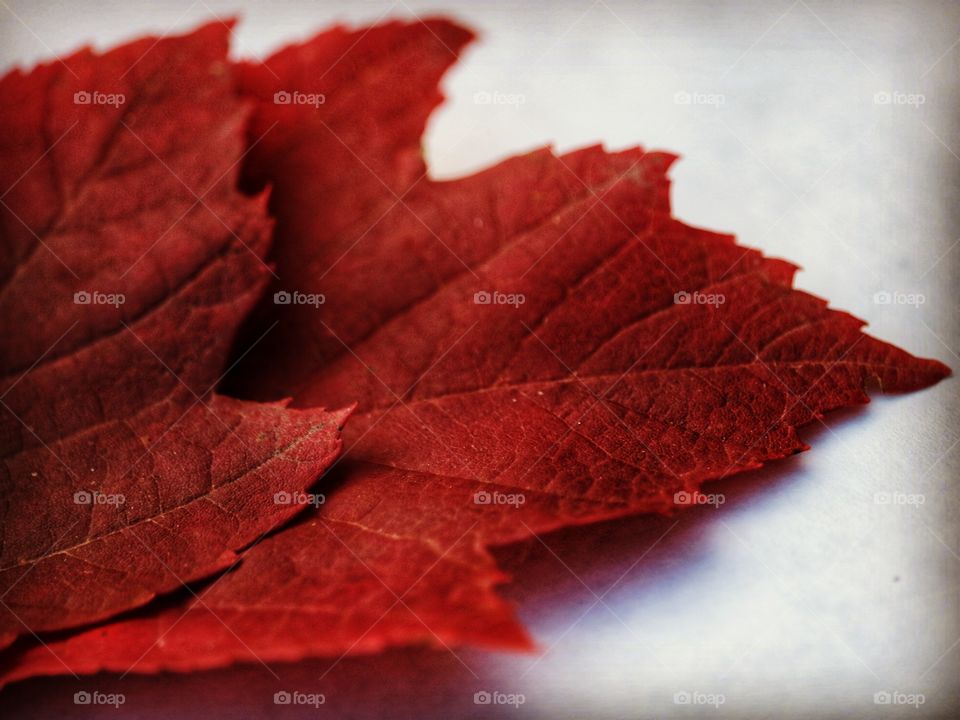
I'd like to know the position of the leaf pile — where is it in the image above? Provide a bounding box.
[0,18,949,685]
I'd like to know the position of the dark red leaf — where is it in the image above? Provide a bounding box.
[0,22,347,649]
[0,17,948,684]
[229,14,951,666]
[0,485,531,684]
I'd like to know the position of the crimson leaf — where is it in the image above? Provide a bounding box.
[0,21,347,648]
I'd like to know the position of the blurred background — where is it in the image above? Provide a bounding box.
[1,0,958,717]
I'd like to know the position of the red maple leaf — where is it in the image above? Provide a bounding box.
[0,17,948,685]
[0,22,348,649]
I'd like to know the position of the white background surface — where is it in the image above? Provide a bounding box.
[1,1,958,718]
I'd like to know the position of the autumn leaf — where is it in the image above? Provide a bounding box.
[0,496,530,684]
[0,22,348,649]
[0,17,948,685]
[231,13,952,662]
